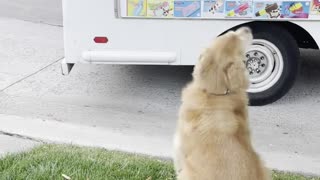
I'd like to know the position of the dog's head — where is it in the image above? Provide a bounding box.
[192,27,253,94]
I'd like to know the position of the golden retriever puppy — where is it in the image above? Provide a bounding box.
[173,27,270,180]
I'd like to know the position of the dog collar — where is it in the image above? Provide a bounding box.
[208,89,231,96]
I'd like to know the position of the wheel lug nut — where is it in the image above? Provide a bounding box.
[256,69,261,73]
[261,64,265,67]
[246,54,250,58]
[254,52,258,56]
[260,56,264,60]
[249,71,253,75]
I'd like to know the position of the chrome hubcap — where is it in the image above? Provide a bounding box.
[245,51,268,76]
[245,39,284,93]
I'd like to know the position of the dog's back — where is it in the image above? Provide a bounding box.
[173,27,271,180]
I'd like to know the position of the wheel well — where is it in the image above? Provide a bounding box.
[219,21,319,49]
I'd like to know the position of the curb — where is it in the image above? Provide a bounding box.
[0,114,319,176]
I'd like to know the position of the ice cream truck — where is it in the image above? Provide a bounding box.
[61,0,320,105]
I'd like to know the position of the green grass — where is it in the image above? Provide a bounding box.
[272,171,319,180]
[0,144,318,180]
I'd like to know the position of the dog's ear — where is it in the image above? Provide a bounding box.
[210,66,229,94]
[226,62,248,91]
[194,48,229,94]
[192,48,210,77]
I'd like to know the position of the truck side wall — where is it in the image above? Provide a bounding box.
[62,0,320,65]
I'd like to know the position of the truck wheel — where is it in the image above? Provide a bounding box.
[245,25,300,106]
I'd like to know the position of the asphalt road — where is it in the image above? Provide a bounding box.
[0,0,319,175]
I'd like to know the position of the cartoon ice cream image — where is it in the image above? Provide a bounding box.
[227,2,249,16]
[288,2,303,13]
[128,0,146,16]
[134,0,145,16]
[312,0,320,13]
[281,1,309,18]
[175,1,201,17]
[255,3,281,18]
[153,1,173,16]
[208,0,224,14]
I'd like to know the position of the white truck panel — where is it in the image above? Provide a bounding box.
[62,0,320,65]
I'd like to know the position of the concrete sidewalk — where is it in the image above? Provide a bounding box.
[0,17,63,90]
[1,114,319,176]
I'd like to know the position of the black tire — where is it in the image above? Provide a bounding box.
[245,24,300,106]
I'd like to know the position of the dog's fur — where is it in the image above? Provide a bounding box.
[173,27,271,180]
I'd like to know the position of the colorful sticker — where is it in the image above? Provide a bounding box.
[281,1,310,18]
[202,0,225,17]
[174,0,201,17]
[124,0,318,20]
[225,0,253,18]
[254,2,282,18]
[127,0,147,16]
[147,0,174,17]
[310,0,320,15]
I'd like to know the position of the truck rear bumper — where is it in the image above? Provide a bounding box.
[81,50,179,64]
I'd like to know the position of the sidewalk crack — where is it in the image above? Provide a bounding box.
[0,57,63,92]
[0,131,45,143]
